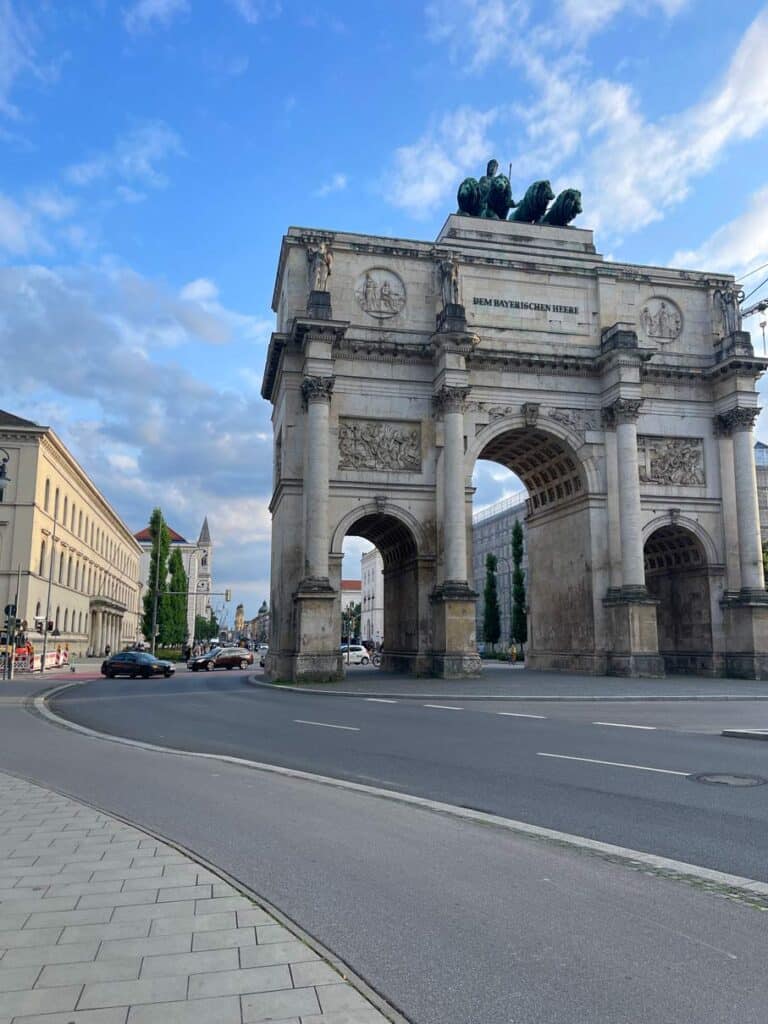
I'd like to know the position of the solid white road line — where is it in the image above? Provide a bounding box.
[592,721,657,730]
[498,712,547,719]
[293,720,360,731]
[365,698,398,704]
[423,704,464,711]
[537,752,689,776]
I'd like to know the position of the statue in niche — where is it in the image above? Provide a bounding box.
[438,255,460,308]
[714,284,745,336]
[307,241,333,291]
[457,159,515,220]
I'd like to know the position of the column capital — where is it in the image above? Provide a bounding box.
[301,375,335,409]
[601,397,642,429]
[433,385,470,416]
[714,407,760,435]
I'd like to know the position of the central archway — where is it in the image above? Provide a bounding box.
[469,419,603,673]
[331,504,434,674]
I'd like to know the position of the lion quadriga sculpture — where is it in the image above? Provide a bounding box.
[539,188,582,227]
[508,180,555,223]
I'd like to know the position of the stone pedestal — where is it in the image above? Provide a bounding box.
[436,303,467,333]
[280,580,342,683]
[604,589,664,677]
[306,290,332,319]
[723,594,768,679]
[430,582,482,677]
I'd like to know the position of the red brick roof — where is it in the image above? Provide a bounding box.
[340,580,361,590]
[134,526,188,543]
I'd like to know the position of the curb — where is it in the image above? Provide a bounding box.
[246,676,768,702]
[35,685,768,907]
[721,729,768,741]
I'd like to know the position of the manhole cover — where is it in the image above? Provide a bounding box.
[692,772,766,787]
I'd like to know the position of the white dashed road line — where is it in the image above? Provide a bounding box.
[497,712,547,719]
[423,704,464,711]
[365,698,398,704]
[293,720,361,731]
[537,752,689,776]
[592,721,657,730]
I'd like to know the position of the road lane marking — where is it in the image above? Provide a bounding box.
[498,712,547,719]
[537,753,689,776]
[592,721,657,730]
[293,720,360,731]
[365,698,398,704]
[423,704,464,711]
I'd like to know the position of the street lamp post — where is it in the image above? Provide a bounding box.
[41,510,57,673]
[0,450,11,679]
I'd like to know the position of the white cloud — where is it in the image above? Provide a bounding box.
[227,0,281,25]
[66,120,183,189]
[314,173,348,198]
[27,188,76,221]
[557,0,688,41]
[426,0,527,72]
[387,106,499,217]
[671,185,768,277]
[123,0,189,34]
[0,192,48,254]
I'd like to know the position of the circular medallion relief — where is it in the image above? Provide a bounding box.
[639,296,682,343]
[355,268,406,319]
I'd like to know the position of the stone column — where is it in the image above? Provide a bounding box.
[301,375,335,584]
[715,419,741,593]
[721,409,765,594]
[437,385,470,583]
[611,399,646,593]
[601,399,663,676]
[96,612,104,655]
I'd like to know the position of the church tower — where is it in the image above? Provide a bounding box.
[194,517,213,623]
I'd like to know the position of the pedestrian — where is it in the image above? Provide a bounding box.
[104,643,111,657]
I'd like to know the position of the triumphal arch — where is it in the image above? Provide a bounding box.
[262,168,768,681]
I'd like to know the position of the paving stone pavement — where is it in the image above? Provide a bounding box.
[0,771,394,1024]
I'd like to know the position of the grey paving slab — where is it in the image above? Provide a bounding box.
[0,772,391,1024]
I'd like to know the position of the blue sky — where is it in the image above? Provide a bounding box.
[3,0,768,618]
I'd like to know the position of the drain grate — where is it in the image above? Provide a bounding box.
[692,772,766,787]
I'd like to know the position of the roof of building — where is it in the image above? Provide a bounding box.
[0,409,41,428]
[134,526,189,544]
[198,516,211,545]
[340,579,361,590]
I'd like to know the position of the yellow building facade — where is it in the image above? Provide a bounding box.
[0,410,142,660]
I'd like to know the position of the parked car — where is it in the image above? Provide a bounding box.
[101,651,175,679]
[340,644,370,665]
[188,647,254,672]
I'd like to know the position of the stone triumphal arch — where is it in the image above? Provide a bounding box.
[262,207,768,681]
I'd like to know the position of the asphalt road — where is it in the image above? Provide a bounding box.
[50,669,768,882]
[0,698,766,1024]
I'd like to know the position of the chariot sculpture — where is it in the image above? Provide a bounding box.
[456,159,582,227]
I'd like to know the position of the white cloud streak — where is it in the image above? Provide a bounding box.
[123,0,189,34]
[66,120,183,189]
[314,173,348,198]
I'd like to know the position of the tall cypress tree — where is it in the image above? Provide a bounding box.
[483,553,501,651]
[163,548,188,645]
[141,508,170,646]
[511,518,528,655]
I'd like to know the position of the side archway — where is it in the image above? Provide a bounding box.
[330,501,434,674]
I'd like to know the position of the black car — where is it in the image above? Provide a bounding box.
[101,651,175,679]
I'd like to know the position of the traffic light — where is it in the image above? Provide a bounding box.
[225,589,232,602]
[47,620,54,632]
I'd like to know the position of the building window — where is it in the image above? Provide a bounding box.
[58,553,64,584]
[63,496,68,524]
[78,510,83,536]
[44,479,50,512]
[70,503,76,531]
[55,606,60,630]
[54,488,60,519]
[35,601,41,618]
[39,541,46,576]
[63,609,69,632]
[67,556,73,588]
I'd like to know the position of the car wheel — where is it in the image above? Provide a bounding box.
[205,661,214,671]
[239,659,248,670]
[191,665,198,672]
[164,669,172,678]
[103,669,113,678]
[360,656,369,665]
[142,668,152,679]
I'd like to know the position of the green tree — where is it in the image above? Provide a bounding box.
[141,508,170,648]
[162,548,188,645]
[483,553,501,651]
[511,519,527,655]
[194,613,219,643]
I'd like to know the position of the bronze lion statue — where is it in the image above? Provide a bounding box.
[508,179,555,223]
[539,188,582,227]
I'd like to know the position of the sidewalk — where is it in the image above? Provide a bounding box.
[0,772,394,1024]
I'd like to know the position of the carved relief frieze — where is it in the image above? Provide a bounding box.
[338,418,421,472]
[637,436,705,486]
[639,297,682,343]
[545,407,599,442]
[355,268,406,319]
